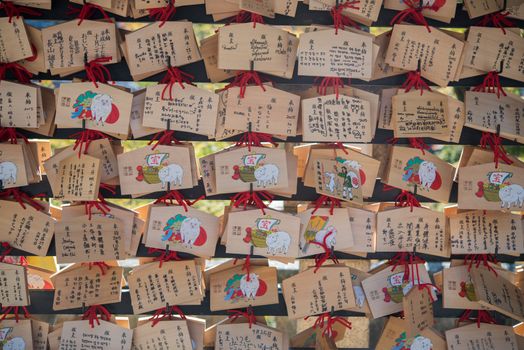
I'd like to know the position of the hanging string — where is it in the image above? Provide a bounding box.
[235,130,277,152]
[227,307,256,328]
[70,128,111,158]
[0,1,41,22]
[309,230,338,273]
[85,57,113,88]
[464,254,499,277]
[0,62,33,83]
[477,11,515,35]
[473,68,506,99]
[149,305,186,326]
[221,69,271,99]
[149,0,176,27]
[315,77,348,100]
[82,261,110,275]
[458,309,498,328]
[149,129,183,150]
[147,247,181,268]
[25,44,38,62]
[227,10,265,28]
[67,1,112,26]
[0,189,45,211]
[330,142,349,155]
[306,312,352,339]
[388,251,425,285]
[0,127,28,144]
[160,59,194,101]
[230,190,274,215]
[0,306,30,322]
[390,0,434,32]
[312,195,342,215]
[330,0,360,34]
[0,242,13,262]
[402,69,431,95]
[474,64,513,168]
[83,183,116,220]
[81,305,112,328]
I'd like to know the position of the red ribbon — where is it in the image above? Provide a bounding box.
[458,309,497,328]
[147,248,181,268]
[221,70,271,99]
[85,57,112,88]
[0,306,30,322]
[149,305,186,326]
[67,2,112,26]
[82,261,110,275]
[390,0,431,32]
[315,77,348,100]
[235,131,277,152]
[70,129,111,157]
[408,137,430,155]
[473,70,506,99]
[149,0,176,27]
[310,230,339,273]
[149,129,183,150]
[0,1,41,23]
[83,183,116,220]
[228,10,265,28]
[230,190,274,215]
[418,282,441,302]
[0,62,33,83]
[464,254,499,277]
[81,305,111,328]
[330,0,360,33]
[330,142,349,155]
[154,191,204,213]
[396,190,421,212]
[402,70,431,95]
[0,127,28,144]
[0,242,13,262]
[480,132,513,169]
[0,189,45,211]
[312,195,342,216]
[227,307,256,328]
[477,11,515,35]
[306,312,352,339]
[388,251,426,285]
[160,66,194,101]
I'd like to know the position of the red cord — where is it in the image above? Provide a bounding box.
[0,189,45,211]
[235,131,277,152]
[0,62,32,83]
[149,305,186,326]
[82,261,110,275]
[70,129,111,157]
[160,66,194,101]
[402,70,432,95]
[81,305,111,328]
[227,307,256,328]
[330,1,360,33]
[149,0,176,27]
[230,191,274,215]
[477,11,515,35]
[83,183,116,220]
[315,77,348,100]
[0,306,30,322]
[67,2,112,25]
[0,1,41,22]
[0,127,29,144]
[464,254,499,277]
[0,242,13,262]
[312,195,342,216]
[306,312,352,339]
[85,57,113,88]
[310,230,339,273]
[390,0,433,32]
[147,248,181,268]
[227,10,265,27]
[458,309,497,328]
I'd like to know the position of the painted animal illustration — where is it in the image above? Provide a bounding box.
[158,163,183,189]
[254,164,279,187]
[265,231,291,255]
[338,168,360,199]
[498,184,524,209]
[71,91,119,124]
[324,172,336,193]
[337,157,367,185]
[239,273,260,300]
[0,161,17,185]
[402,157,441,191]
[315,225,337,248]
[418,161,437,190]
[392,332,433,350]
[353,285,366,308]
[161,214,207,247]
[179,217,201,246]
[0,327,25,350]
[223,273,267,302]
